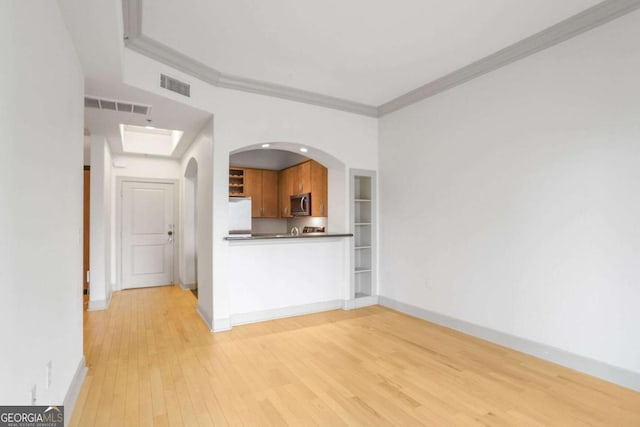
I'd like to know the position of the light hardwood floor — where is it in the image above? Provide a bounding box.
[70,285,640,426]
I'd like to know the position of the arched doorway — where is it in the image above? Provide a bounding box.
[184,157,198,296]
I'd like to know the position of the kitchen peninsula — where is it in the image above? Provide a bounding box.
[226,233,352,326]
[225,231,353,240]
[225,152,355,327]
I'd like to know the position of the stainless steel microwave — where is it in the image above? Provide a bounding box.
[291,193,311,216]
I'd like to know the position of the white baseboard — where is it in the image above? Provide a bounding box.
[63,356,87,427]
[197,305,213,331]
[179,281,196,290]
[344,295,379,310]
[229,299,344,328]
[213,317,231,332]
[87,292,111,311]
[378,296,640,392]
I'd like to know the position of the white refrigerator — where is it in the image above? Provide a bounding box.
[228,197,252,237]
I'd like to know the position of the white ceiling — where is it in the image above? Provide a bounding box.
[58,0,212,161]
[59,0,628,155]
[230,149,309,171]
[84,80,211,160]
[142,0,601,106]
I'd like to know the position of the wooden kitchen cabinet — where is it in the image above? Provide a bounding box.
[279,160,328,218]
[243,168,261,217]
[241,168,278,218]
[278,167,294,218]
[261,170,278,217]
[234,162,326,218]
[293,161,311,194]
[310,161,328,217]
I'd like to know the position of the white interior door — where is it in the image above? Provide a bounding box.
[122,181,175,289]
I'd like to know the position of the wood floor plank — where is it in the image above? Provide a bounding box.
[71,285,640,426]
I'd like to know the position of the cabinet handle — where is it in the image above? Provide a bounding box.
[320,203,324,214]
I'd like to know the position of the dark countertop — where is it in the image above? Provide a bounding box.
[225,232,353,241]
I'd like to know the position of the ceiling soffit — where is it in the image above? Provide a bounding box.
[123,0,640,117]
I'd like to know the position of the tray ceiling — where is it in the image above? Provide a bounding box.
[124,0,639,116]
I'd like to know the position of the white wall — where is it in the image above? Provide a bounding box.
[181,158,198,287]
[229,238,348,319]
[379,10,640,381]
[0,0,84,405]
[110,155,182,180]
[179,120,214,326]
[89,137,112,308]
[122,50,378,330]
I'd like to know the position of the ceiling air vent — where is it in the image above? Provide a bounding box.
[160,74,190,97]
[84,97,100,109]
[101,100,117,111]
[84,96,152,116]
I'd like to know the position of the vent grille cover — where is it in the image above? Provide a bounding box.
[160,74,191,97]
[84,96,151,115]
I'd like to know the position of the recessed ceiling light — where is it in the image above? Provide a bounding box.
[261,143,271,148]
[300,147,308,153]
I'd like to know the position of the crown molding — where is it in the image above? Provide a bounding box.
[124,35,378,117]
[215,73,378,117]
[125,34,223,86]
[378,0,640,116]
[122,0,377,117]
[122,0,141,39]
[123,0,640,118]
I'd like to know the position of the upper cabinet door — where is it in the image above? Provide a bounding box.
[261,170,278,218]
[243,168,262,217]
[310,161,328,217]
[295,161,311,194]
[278,167,293,218]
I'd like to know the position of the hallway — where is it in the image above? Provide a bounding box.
[70,286,640,426]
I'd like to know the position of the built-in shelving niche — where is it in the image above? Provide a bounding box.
[349,169,377,307]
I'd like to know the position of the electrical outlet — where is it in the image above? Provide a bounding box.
[46,361,52,389]
[30,385,37,405]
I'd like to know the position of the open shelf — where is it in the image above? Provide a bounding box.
[229,167,245,196]
[354,270,372,297]
[351,171,376,300]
